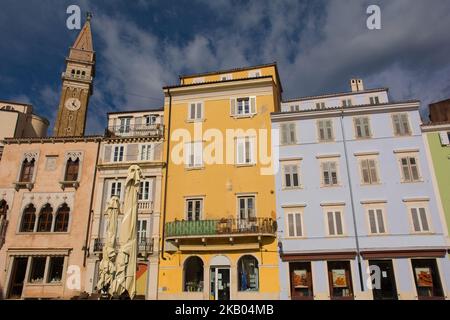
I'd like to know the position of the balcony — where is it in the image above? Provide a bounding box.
[93,237,154,257]
[165,218,277,244]
[105,124,164,138]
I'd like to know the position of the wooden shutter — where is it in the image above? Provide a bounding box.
[196,103,202,119]
[368,159,378,182]
[318,121,325,141]
[230,98,236,116]
[250,97,256,114]
[194,142,202,166]
[393,115,401,135]
[280,124,288,145]
[189,103,196,120]
[411,208,421,231]
[104,145,112,162]
[127,144,138,162]
[376,209,385,233]
[135,117,142,128]
[289,123,296,143]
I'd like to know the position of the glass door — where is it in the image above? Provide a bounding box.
[369,260,398,300]
[210,267,230,300]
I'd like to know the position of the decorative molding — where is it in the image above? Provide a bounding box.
[402,197,430,203]
[320,202,346,207]
[360,200,387,205]
[23,151,38,162]
[393,148,420,154]
[316,154,341,159]
[20,192,75,214]
[65,151,83,162]
[354,151,379,157]
[281,204,307,208]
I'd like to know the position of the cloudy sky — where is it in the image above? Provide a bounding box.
[1,0,449,134]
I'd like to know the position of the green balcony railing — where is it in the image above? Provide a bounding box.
[165,218,277,238]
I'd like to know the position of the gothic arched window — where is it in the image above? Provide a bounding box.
[20,159,35,182]
[64,158,80,181]
[20,204,36,232]
[0,200,7,218]
[37,204,53,232]
[54,204,70,232]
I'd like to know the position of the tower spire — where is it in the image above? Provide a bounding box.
[71,14,93,52]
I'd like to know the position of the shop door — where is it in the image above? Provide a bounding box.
[210,267,230,300]
[369,260,398,300]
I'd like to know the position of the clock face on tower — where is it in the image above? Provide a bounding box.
[65,97,81,111]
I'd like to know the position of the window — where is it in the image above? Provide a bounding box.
[220,74,232,81]
[327,210,344,236]
[290,262,313,299]
[322,161,339,186]
[290,105,300,112]
[0,200,8,218]
[20,159,35,182]
[400,156,421,182]
[185,141,203,168]
[238,255,259,291]
[411,259,444,299]
[316,102,325,109]
[20,204,36,232]
[64,158,79,181]
[37,204,53,232]
[370,96,380,105]
[119,117,131,133]
[248,70,261,78]
[139,181,151,201]
[29,257,46,284]
[410,207,430,233]
[183,256,204,292]
[54,204,70,232]
[140,144,154,161]
[280,123,297,145]
[328,261,354,299]
[192,77,205,84]
[238,196,255,220]
[236,137,255,165]
[231,97,256,116]
[359,158,379,184]
[317,119,334,141]
[186,199,202,221]
[342,99,352,107]
[145,115,157,126]
[47,257,64,283]
[287,212,303,237]
[110,182,122,198]
[354,117,371,138]
[392,113,411,136]
[368,209,386,234]
[438,131,450,146]
[283,162,300,188]
[137,219,148,242]
[113,146,124,162]
[188,102,203,121]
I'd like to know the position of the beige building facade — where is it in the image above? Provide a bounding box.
[86,109,165,299]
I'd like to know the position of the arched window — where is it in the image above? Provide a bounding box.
[64,158,79,181]
[238,255,259,291]
[37,204,53,232]
[20,204,36,232]
[0,200,7,218]
[183,256,204,292]
[20,159,35,182]
[81,71,86,78]
[54,204,70,232]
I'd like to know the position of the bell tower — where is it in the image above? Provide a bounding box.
[54,13,95,137]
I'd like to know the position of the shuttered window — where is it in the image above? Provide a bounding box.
[322,161,338,186]
[287,213,303,237]
[230,97,256,116]
[400,156,420,182]
[360,159,379,184]
[354,117,371,138]
[411,207,430,232]
[392,113,411,136]
[185,142,203,168]
[280,123,297,145]
[327,211,344,236]
[317,120,333,141]
[368,209,386,234]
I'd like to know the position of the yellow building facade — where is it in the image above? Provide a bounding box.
[158,63,282,300]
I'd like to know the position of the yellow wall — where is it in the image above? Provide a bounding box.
[159,65,281,300]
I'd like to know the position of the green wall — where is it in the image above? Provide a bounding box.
[426,132,450,236]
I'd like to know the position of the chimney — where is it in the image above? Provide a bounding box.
[357,79,364,91]
[350,78,364,92]
[350,79,358,92]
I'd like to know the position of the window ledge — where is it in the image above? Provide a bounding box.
[186,119,206,123]
[360,182,382,186]
[185,166,205,171]
[232,114,256,119]
[282,186,303,190]
[13,181,34,191]
[320,184,342,188]
[235,163,256,168]
[400,180,424,184]
[59,181,80,190]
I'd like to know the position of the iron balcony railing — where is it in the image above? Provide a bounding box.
[93,237,154,255]
[165,218,277,238]
[105,124,164,138]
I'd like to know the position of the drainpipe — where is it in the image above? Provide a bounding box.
[83,138,101,267]
[339,107,365,292]
[161,88,172,260]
